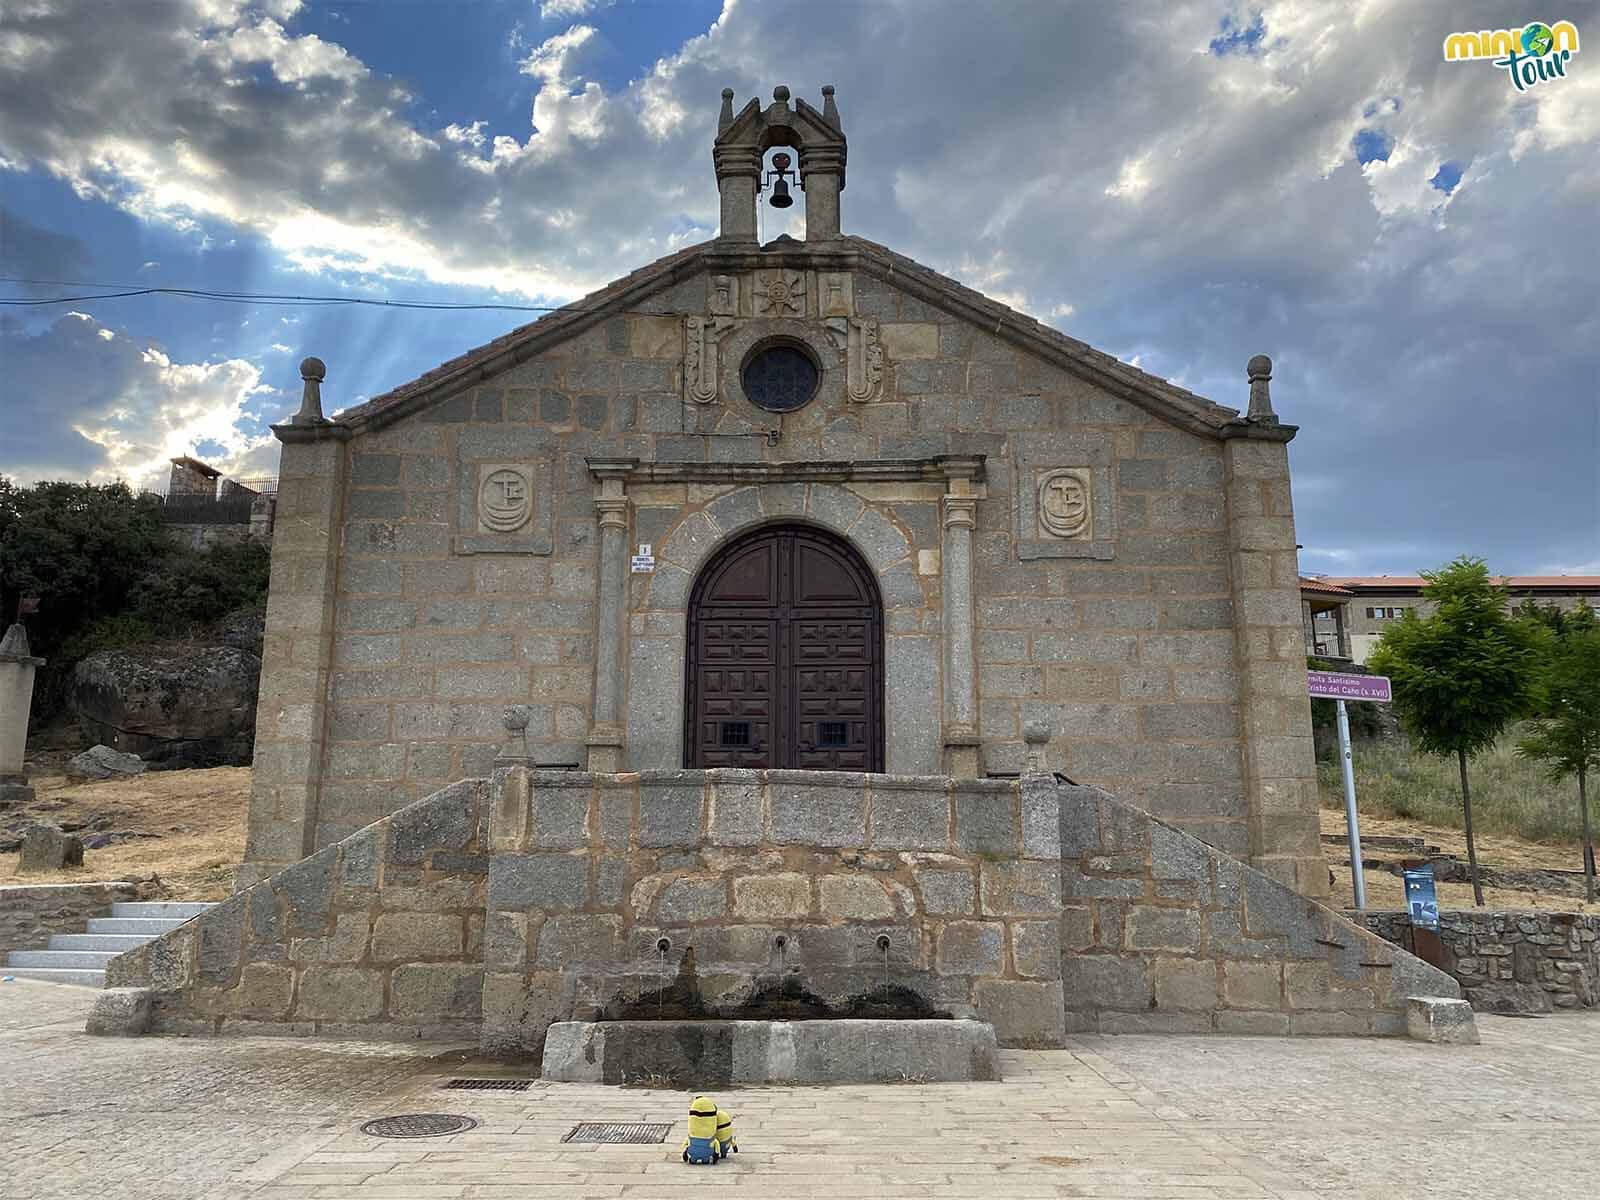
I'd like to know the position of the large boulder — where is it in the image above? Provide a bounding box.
[19,822,84,872]
[73,644,260,767]
[66,744,147,781]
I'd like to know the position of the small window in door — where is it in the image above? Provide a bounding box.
[720,721,751,747]
[818,721,848,747]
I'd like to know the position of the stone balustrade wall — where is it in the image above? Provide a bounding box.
[1056,784,1459,1035]
[106,780,488,1039]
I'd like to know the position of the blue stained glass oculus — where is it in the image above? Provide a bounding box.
[743,344,819,412]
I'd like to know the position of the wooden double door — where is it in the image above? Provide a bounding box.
[685,525,884,772]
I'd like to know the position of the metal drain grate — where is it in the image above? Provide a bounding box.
[562,1121,674,1145]
[441,1078,534,1092]
[361,1114,479,1139]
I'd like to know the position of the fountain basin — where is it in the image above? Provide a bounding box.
[540,1018,1002,1086]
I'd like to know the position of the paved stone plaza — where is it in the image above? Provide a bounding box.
[4,980,1598,1199]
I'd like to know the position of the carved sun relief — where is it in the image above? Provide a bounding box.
[757,270,805,316]
[1037,468,1092,540]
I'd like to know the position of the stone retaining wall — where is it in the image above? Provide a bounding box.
[1360,910,1599,1013]
[106,780,488,1038]
[0,880,161,956]
[1056,784,1459,1034]
[480,766,1065,1057]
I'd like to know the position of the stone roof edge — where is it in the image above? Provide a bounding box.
[330,239,715,435]
[326,235,1291,443]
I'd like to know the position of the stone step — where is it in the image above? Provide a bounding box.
[7,949,120,970]
[3,966,104,987]
[85,917,192,935]
[48,933,155,952]
[110,902,215,920]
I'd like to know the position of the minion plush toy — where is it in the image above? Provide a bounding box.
[715,1109,738,1158]
[681,1095,721,1164]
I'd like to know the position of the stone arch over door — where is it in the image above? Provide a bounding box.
[623,482,937,775]
[685,523,885,772]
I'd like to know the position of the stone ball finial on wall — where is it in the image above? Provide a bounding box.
[1022,719,1052,773]
[292,356,328,424]
[773,84,790,103]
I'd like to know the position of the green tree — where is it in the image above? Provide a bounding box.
[1516,602,1600,902]
[1368,558,1546,905]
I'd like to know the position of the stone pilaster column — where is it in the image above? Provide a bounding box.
[1223,426,1326,898]
[941,485,980,778]
[0,623,43,808]
[240,358,349,889]
[586,463,632,773]
[713,144,761,243]
[799,145,844,242]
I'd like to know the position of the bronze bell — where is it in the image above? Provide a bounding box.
[769,177,793,208]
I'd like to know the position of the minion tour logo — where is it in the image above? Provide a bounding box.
[1443,20,1580,91]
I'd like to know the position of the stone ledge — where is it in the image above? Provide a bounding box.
[1406,996,1479,1045]
[540,1018,1001,1085]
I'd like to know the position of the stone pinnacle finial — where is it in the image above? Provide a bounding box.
[0,622,30,659]
[1022,719,1052,773]
[293,356,328,425]
[718,87,735,132]
[821,83,840,130]
[773,84,790,106]
[1246,354,1277,423]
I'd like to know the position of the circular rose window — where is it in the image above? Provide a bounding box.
[742,343,820,413]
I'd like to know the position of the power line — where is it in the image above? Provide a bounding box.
[0,276,573,313]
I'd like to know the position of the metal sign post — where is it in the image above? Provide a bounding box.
[1307,671,1392,912]
[1335,698,1366,910]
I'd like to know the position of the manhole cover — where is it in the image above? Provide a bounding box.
[562,1121,674,1145]
[441,1078,534,1092]
[361,1114,479,1139]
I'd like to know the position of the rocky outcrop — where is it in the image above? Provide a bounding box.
[73,645,260,767]
[66,744,147,781]
[18,823,84,872]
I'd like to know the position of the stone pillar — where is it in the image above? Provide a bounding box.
[586,462,632,773]
[941,479,980,778]
[0,623,43,808]
[1223,362,1325,897]
[713,143,760,244]
[799,146,844,242]
[239,358,350,889]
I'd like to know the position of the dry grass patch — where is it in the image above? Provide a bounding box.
[0,767,249,900]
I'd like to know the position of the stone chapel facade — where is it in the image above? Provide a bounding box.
[243,85,1326,899]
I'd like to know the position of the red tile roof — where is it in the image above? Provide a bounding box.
[1323,576,1600,592]
[1299,577,1354,596]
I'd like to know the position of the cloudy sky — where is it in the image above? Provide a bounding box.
[1,0,1595,575]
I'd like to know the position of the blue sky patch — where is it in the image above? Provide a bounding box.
[1430,160,1465,194]
[1209,12,1266,57]
[1352,128,1394,165]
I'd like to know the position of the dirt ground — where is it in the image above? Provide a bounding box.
[1319,804,1600,914]
[0,767,248,900]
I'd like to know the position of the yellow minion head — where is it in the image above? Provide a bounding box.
[715,1108,737,1154]
[686,1095,720,1142]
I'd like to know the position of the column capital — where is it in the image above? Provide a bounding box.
[942,494,977,529]
[595,496,628,530]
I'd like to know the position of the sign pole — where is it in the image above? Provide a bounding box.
[1336,698,1367,910]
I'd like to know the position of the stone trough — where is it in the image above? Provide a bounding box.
[541,1018,1002,1085]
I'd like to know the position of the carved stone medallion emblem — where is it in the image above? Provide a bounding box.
[1037,468,1092,540]
[756,269,805,316]
[478,465,532,533]
[710,274,738,316]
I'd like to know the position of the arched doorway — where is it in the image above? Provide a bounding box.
[685,524,884,771]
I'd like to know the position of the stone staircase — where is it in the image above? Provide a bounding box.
[5,901,215,987]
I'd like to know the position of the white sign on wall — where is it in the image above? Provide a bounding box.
[630,543,655,574]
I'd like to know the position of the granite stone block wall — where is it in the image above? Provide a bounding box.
[1361,909,1599,1013]
[1055,783,1458,1035]
[479,765,1066,1057]
[107,779,488,1039]
[0,880,160,956]
[244,256,1324,896]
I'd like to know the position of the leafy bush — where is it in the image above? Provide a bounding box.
[0,476,271,725]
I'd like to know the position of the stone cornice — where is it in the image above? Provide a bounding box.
[587,455,986,487]
[272,421,354,445]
